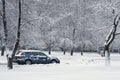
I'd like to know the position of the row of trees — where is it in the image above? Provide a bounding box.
[0,0,99,56]
[1,0,120,54]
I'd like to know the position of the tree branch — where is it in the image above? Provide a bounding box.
[0,10,3,17]
[115,32,120,35]
[114,12,120,25]
[21,18,42,27]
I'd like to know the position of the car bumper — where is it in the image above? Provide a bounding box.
[13,59,25,64]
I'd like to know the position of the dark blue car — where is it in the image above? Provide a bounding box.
[13,50,60,65]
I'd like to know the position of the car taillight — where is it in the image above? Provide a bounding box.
[17,56,23,59]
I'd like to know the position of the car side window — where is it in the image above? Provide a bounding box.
[24,52,33,56]
[33,52,39,56]
[37,52,47,58]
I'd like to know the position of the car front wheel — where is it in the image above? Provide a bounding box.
[51,60,57,64]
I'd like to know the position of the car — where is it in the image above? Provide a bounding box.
[13,50,60,65]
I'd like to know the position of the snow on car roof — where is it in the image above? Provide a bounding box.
[19,50,41,52]
[15,50,46,55]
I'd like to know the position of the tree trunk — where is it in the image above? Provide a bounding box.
[104,46,110,66]
[81,50,83,56]
[70,47,74,56]
[1,0,8,56]
[7,57,13,69]
[70,27,76,56]
[48,47,51,55]
[63,50,66,55]
[80,43,85,56]
[1,46,5,56]
[80,45,84,56]
[8,0,21,69]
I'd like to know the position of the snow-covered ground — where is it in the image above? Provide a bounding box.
[0,51,120,80]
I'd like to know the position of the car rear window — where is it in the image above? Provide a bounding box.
[16,51,21,55]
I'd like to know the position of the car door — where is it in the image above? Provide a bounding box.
[37,52,48,64]
[31,52,40,63]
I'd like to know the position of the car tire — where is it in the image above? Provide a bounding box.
[25,60,32,65]
[51,60,57,64]
[18,63,22,65]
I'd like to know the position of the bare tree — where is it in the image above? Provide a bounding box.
[44,35,55,55]
[1,0,8,56]
[104,11,120,66]
[59,32,69,55]
[80,41,85,56]
[70,26,76,56]
[8,0,22,69]
[62,39,67,55]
